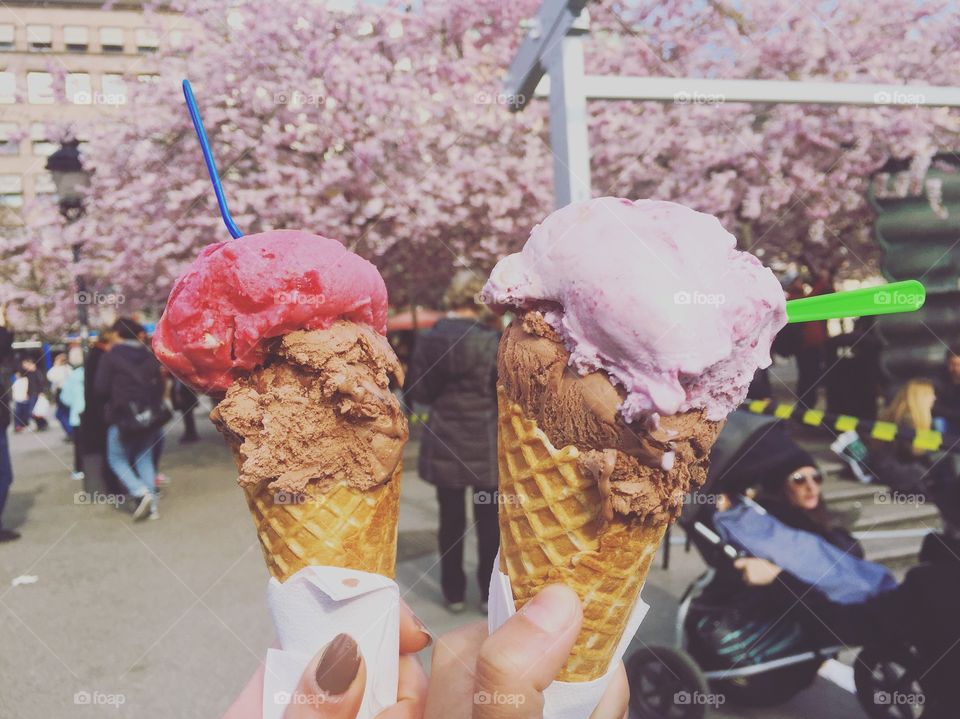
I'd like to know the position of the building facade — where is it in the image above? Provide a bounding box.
[0,1,184,211]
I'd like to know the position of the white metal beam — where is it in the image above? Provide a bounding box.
[533,75,960,108]
[504,0,960,209]
[503,0,588,112]
[544,33,592,207]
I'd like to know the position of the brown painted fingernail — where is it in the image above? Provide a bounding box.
[315,634,361,695]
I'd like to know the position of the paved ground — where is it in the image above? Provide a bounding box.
[0,375,867,718]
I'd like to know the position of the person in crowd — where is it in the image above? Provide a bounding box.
[932,345,960,435]
[11,369,30,432]
[0,321,18,542]
[81,328,122,496]
[59,353,86,481]
[171,377,200,444]
[22,359,47,431]
[868,379,937,497]
[826,315,882,419]
[94,318,168,521]
[784,256,841,408]
[404,269,500,613]
[47,352,73,438]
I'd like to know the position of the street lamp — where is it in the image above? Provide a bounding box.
[45,140,91,348]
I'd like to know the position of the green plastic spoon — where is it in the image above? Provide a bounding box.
[786,279,925,324]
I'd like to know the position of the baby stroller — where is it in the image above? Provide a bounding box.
[626,411,928,719]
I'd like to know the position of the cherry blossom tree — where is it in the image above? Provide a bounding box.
[4,0,959,334]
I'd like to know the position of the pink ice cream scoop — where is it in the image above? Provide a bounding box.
[482,197,787,423]
[153,230,388,394]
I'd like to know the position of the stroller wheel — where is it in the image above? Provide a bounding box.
[854,646,926,719]
[626,645,710,719]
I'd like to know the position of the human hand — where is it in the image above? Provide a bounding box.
[223,599,430,719]
[425,584,629,718]
[734,557,783,586]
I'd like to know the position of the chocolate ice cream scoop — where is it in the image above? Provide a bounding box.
[210,322,408,495]
[499,311,722,524]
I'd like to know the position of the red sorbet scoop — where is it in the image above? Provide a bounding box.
[153,229,388,393]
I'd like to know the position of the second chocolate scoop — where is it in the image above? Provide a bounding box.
[497,311,723,524]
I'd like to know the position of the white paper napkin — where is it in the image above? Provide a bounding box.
[262,566,400,719]
[487,552,650,718]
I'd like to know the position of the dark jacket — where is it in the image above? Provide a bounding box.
[404,317,499,489]
[82,345,110,452]
[933,369,960,434]
[26,366,45,397]
[93,341,164,426]
[868,437,932,498]
[170,378,198,412]
[782,533,960,716]
[0,327,11,430]
[706,497,863,616]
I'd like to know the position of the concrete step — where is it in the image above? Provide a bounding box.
[821,480,877,510]
[854,501,941,532]
[857,532,930,573]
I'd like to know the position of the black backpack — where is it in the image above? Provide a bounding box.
[109,352,171,440]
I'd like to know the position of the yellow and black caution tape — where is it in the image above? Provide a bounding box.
[411,401,950,452]
[741,399,947,452]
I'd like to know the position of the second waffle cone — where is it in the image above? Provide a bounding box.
[244,465,401,583]
[497,389,667,682]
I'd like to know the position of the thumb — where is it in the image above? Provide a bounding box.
[473,584,583,718]
[282,633,366,719]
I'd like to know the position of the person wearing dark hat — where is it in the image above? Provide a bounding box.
[706,424,864,613]
[724,423,862,558]
[739,462,960,718]
[404,269,500,614]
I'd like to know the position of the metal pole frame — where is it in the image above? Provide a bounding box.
[505,1,960,208]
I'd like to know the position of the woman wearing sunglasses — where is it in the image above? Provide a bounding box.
[718,424,864,589]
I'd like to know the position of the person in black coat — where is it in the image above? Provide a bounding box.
[0,321,17,541]
[171,377,200,443]
[404,270,500,612]
[94,318,167,521]
[81,328,124,496]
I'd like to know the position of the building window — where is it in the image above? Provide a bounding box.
[0,175,23,208]
[136,28,159,54]
[33,173,57,197]
[64,26,89,53]
[30,124,55,157]
[27,25,52,52]
[0,72,15,104]
[137,73,160,84]
[66,73,92,104]
[101,74,127,104]
[0,123,18,155]
[99,27,124,53]
[27,72,53,104]
[0,25,15,52]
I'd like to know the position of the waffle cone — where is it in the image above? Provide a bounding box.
[497,388,667,682]
[241,460,401,583]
